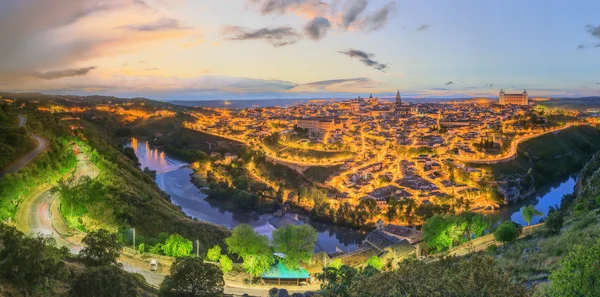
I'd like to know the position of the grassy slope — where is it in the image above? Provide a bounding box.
[474,125,600,187]
[80,120,230,252]
[0,110,77,221]
[493,149,600,285]
[0,108,35,169]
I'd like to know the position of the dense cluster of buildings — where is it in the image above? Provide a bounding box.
[186,89,571,213]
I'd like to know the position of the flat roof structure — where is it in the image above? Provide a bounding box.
[261,261,311,286]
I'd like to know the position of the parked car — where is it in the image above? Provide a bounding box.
[149,259,158,271]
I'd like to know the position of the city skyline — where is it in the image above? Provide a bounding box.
[1,0,600,100]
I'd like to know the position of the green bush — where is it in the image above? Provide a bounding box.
[494,221,518,245]
[163,234,193,258]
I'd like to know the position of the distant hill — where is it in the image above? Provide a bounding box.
[168,97,480,109]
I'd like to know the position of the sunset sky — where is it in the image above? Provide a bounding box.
[1,0,600,100]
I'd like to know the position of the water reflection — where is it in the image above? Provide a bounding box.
[129,138,365,253]
[127,138,186,174]
[500,176,576,226]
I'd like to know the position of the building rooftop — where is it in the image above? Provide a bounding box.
[261,262,310,279]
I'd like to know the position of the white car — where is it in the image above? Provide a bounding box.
[149,259,158,271]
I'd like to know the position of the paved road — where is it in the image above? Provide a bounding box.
[15,153,292,295]
[456,124,589,164]
[0,116,50,176]
[15,154,168,287]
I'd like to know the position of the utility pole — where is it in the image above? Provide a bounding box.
[196,240,199,257]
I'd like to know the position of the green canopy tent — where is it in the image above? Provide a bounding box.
[261,261,311,286]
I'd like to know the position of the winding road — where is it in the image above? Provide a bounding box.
[0,116,49,177]
[456,123,589,164]
[14,153,167,287]
[13,153,279,295]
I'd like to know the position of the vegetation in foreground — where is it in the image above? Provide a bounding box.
[0,104,34,169]
[46,115,230,253]
[0,108,77,222]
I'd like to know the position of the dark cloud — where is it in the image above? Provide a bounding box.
[304,16,332,40]
[416,24,430,32]
[222,26,300,47]
[248,0,326,15]
[29,66,97,80]
[576,43,600,50]
[431,88,447,91]
[483,83,494,88]
[300,77,370,88]
[359,2,396,32]
[342,0,368,28]
[586,25,600,38]
[445,81,454,85]
[121,18,189,31]
[338,49,388,72]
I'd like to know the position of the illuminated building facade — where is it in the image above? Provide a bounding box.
[296,117,342,133]
[499,89,529,105]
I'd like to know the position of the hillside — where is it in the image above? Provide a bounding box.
[489,148,600,294]
[0,101,230,253]
[0,104,35,169]
[475,125,600,188]
[70,118,230,252]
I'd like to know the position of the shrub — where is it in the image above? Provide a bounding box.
[545,212,564,236]
[207,245,221,262]
[219,255,233,275]
[494,221,518,245]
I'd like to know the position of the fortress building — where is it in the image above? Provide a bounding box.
[499,89,528,105]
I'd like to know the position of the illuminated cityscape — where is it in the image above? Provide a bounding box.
[1,1,600,296]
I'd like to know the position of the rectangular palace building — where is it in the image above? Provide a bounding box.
[499,89,529,105]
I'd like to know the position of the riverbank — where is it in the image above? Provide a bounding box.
[130,139,366,253]
[127,122,599,255]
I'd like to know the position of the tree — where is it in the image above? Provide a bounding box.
[70,266,139,297]
[422,215,460,252]
[160,257,224,297]
[328,258,343,269]
[150,243,164,255]
[163,234,193,258]
[207,245,221,262]
[219,255,233,275]
[494,221,518,245]
[275,187,284,203]
[0,230,69,289]
[80,229,122,267]
[137,243,145,254]
[545,211,564,236]
[318,265,358,297]
[357,198,377,221]
[521,205,542,226]
[549,239,600,297]
[271,224,317,269]
[225,224,273,283]
[365,256,384,270]
[346,254,528,297]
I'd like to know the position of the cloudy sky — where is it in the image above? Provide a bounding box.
[1,0,600,100]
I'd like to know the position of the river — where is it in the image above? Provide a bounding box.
[128,138,366,253]
[129,138,578,251]
[499,176,576,226]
